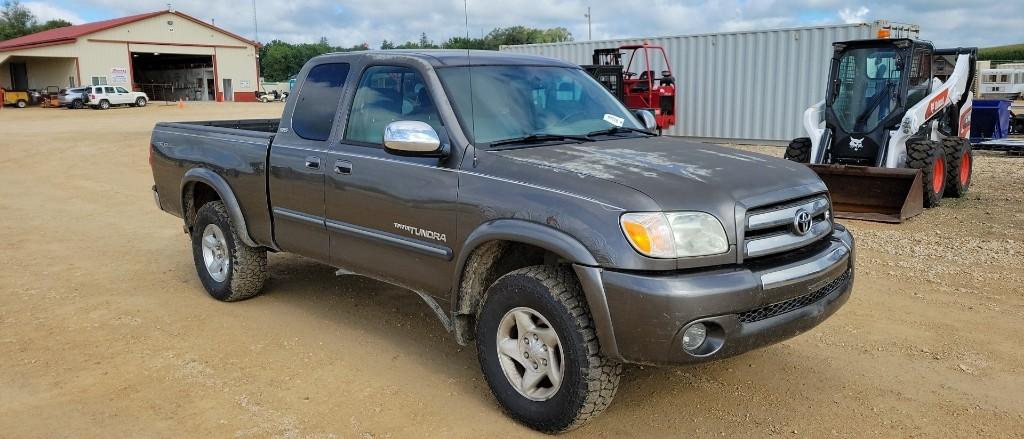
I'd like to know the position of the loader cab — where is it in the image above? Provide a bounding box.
[824,38,933,166]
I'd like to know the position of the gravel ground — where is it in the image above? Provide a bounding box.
[0,104,1021,438]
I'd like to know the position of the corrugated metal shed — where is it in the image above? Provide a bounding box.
[501,21,919,143]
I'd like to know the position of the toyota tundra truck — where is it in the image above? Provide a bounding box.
[150,50,855,433]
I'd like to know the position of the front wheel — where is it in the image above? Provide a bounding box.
[785,137,812,163]
[191,201,267,301]
[135,97,147,107]
[907,139,946,208]
[16,100,27,108]
[476,266,622,433]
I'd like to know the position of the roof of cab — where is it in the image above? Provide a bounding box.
[314,49,577,68]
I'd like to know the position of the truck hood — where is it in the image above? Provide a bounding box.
[493,136,826,215]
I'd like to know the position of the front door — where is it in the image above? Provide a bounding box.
[326,64,459,298]
[115,86,132,104]
[223,79,233,102]
[267,62,351,263]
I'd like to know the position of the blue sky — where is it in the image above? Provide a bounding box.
[25,0,1023,49]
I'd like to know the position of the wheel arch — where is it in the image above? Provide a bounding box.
[180,168,259,248]
[449,220,620,359]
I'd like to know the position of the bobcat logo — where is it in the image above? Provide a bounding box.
[849,137,864,151]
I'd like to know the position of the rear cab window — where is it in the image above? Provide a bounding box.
[291,63,351,141]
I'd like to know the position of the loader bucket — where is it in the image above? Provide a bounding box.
[808,164,924,223]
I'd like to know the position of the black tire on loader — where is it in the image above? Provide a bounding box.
[906,139,946,208]
[942,138,972,198]
[785,137,812,163]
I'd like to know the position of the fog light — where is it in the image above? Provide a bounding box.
[681,323,707,351]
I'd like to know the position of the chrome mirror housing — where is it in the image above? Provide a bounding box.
[634,110,658,133]
[383,121,442,155]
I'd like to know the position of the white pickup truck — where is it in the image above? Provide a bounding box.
[84,85,148,110]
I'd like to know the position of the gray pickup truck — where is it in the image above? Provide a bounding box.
[150,50,855,433]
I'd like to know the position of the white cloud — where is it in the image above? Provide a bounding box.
[23,2,85,24]
[43,0,1024,49]
[838,6,870,24]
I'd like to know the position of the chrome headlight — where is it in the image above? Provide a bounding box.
[620,212,729,258]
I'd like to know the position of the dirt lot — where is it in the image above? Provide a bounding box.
[1,103,1022,438]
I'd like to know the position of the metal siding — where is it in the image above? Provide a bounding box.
[501,22,918,142]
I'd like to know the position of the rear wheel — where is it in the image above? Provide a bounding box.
[943,138,972,198]
[906,139,946,208]
[191,201,267,301]
[98,99,110,110]
[785,137,812,163]
[15,99,27,108]
[476,266,622,433]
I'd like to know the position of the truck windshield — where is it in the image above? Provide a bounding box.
[437,66,644,145]
[832,48,902,133]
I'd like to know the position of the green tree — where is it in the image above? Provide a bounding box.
[35,18,72,31]
[0,0,35,40]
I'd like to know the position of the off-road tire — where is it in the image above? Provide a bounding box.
[906,139,946,208]
[98,99,110,110]
[476,265,622,433]
[135,97,147,107]
[785,137,812,163]
[191,201,267,301]
[942,138,972,198]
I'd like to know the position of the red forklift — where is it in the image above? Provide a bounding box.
[582,43,676,132]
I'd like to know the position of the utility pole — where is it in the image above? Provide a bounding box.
[252,0,259,43]
[584,6,592,40]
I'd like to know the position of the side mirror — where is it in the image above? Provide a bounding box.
[383,121,447,157]
[634,110,658,133]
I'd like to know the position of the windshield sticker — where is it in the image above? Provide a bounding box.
[603,114,625,127]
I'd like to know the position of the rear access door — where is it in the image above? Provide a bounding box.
[267,62,352,263]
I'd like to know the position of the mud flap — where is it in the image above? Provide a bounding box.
[808,164,924,223]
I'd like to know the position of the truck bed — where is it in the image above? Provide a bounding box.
[150,119,278,247]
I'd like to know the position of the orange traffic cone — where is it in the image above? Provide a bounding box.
[177,98,185,109]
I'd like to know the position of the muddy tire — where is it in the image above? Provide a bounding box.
[476,265,622,433]
[785,137,812,163]
[907,139,946,208]
[191,201,267,301]
[942,138,972,198]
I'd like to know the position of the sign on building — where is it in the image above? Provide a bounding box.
[110,67,129,84]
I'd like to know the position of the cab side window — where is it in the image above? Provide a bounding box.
[116,87,129,93]
[906,48,932,109]
[291,63,351,141]
[344,66,442,146]
[104,87,116,94]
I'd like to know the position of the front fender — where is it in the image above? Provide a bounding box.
[451,219,621,360]
[181,168,260,248]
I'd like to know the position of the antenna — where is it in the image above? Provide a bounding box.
[464,0,477,165]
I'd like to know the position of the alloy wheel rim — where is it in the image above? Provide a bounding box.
[201,224,230,282]
[495,307,565,401]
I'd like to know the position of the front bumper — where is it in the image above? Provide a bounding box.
[583,224,854,366]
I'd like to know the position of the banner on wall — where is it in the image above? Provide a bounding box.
[110,67,129,84]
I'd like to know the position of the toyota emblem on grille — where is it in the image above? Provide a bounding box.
[793,209,813,236]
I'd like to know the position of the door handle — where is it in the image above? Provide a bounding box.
[305,156,320,169]
[334,160,352,175]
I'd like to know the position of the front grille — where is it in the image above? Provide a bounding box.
[744,194,831,259]
[737,269,851,324]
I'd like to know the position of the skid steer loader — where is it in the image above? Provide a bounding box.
[786,36,977,223]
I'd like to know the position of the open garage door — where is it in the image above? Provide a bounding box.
[131,52,215,102]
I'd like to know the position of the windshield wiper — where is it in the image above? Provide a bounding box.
[489,133,594,148]
[585,126,655,138]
